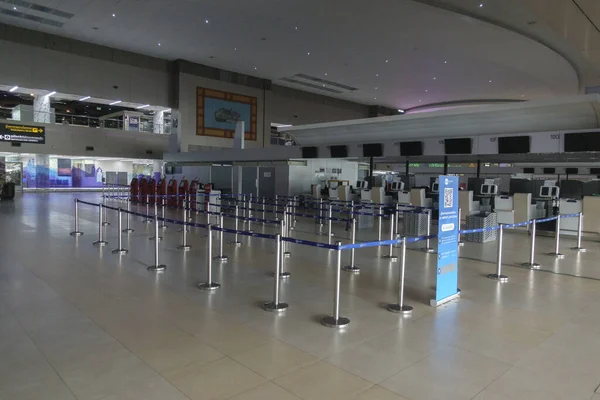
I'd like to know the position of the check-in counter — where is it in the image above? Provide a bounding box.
[411,188,432,208]
[560,199,582,234]
[495,195,514,225]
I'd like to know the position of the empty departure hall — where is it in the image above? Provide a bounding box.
[2,1,600,400]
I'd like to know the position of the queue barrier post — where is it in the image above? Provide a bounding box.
[458,208,465,247]
[198,224,220,290]
[322,241,350,328]
[278,221,291,278]
[328,204,334,245]
[342,218,360,273]
[149,203,163,241]
[177,205,191,251]
[571,212,587,252]
[387,237,413,314]
[142,194,152,224]
[382,211,399,261]
[547,215,565,258]
[488,224,508,282]
[421,209,435,253]
[263,233,289,312]
[160,202,168,229]
[123,199,134,233]
[112,208,129,254]
[102,196,110,226]
[378,206,382,241]
[283,206,291,258]
[93,204,108,247]
[262,197,266,223]
[147,207,166,272]
[247,200,253,233]
[70,199,84,236]
[521,219,540,269]
[230,205,242,247]
[213,213,228,262]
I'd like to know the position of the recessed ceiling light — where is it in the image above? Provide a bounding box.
[324,73,328,76]
[9,86,18,92]
[234,47,237,51]
[322,84,325,87]
[295,26,298,30]
[307,52,310,55]
[109,100,121,105]
[385,60,389,63]
[425,89,428,92]
[489,80,492,83]
[136,104,150,109]
[30,93,34,97]
[444,60,448,64]
[419,100,422,102]
[112,13,116,17]
[79,96,91,101]
[46,91,56,97]
[376,74,379,77]
[374,97,377,100]
[398,109,405,113]
[254,66,257,70]
[375,87,378,90]
[479,3,483,7]
[158,42,161,46]
[205,19,209,23]
[433,77,436,80]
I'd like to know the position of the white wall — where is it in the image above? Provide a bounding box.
[0,40,170,106]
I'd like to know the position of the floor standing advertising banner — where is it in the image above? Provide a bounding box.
[432,175,460,306]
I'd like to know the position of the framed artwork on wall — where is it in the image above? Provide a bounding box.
[196,87,257,140]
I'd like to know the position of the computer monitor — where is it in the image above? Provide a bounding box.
[330,181,339,189]
[480,184,497,195]
[489,185,498,195]
[361,181,369,190]
[431,182,439,193]
[356,180,363,189]
[540,186,551,198]
[391,181,400,191]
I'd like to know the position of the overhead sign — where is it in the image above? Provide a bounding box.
[433,175,460,306]
[0,124,45,144]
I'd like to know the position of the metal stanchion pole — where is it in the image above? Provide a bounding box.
[198,224,220,290]
[102,196,110,226]
[149,203,163,241]
[571,212,587,252]
[322,241,350,328]
[378,206,382,241]
[160,202,168,229]
[343,218,360,273]
[93,204,108,246]
[112,208,129,254]
[263,233,289,312]
[522,219,540,269]
[395,203,400,237]
[488,224,508,282]
[421,209,434,253]
[214,213,228,262]
[383,212,399,261]
[177,205,191,251]
[547,215,565,258]
[123,199,134,233]
[279,221,291,278]
[387,237,413,314]
[70,199,84,236]
[275,195,279,220]
[247,201,253,233]
[230,205,242,247]
[292,196,298,229]
[283,206,291,258]
[458,208,465,247]
[262,197,266,223]
[147,207,166,272]
[142,194,151,223]
[328,204,334,245]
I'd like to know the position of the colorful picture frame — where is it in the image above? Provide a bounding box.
[196,87,257,140]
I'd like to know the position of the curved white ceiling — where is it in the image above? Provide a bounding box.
[0,0,580,109]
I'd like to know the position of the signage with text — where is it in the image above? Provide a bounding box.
[434,175,459,305]
[0,124,45,144]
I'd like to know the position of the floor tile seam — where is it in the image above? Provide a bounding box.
[257,380,304,400]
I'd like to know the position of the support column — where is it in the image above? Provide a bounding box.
[35,154,50,188]
[443,156,448,176]
[153,110,165,134]
[33,95,51,123]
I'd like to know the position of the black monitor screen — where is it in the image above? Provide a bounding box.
[564,132,600,152]
[566,167,578,174]
[330,145,348,158]
[362,143,383,157]
[57,158,72,176]
[301,146,318,158]
[543,168,556,174]
[498,136,530,154]
[400,141,423,156]
[523,168,535,173]
[591,168,600,174]
[444,138,472,154]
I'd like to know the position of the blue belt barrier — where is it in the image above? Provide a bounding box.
[281,237,339,250]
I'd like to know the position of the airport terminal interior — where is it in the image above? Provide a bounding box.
[4,1,600,399]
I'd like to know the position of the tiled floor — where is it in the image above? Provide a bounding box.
[1,193,600,400]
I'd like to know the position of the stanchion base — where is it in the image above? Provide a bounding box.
[230,241,242,247]
[547,252,565,259]
[147,265,166,272]
[177,245,191,251]
[111,248,129,255]
[70,231,83,237]
[263,302,289,312]
[122,229,134,233]
[342,265,360,274]
[214,255,228,262]
[149,236,163,241]
[571,247,587,252]
[270,271,291,279]
[102,222,111,226]
[421,247,436,253]
[321,316,350,329]
[522,262,541,269]
[382,255,399,262]
[387,304,413,314]
[198,282,221,291]
[284,252,291,258]
[93,240,108,247]
[487,273,508,282]
[458,241,465,247]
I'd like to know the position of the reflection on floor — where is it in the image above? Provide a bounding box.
[1,193,600,400]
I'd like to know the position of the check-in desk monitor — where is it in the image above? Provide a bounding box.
[431,182,439,194]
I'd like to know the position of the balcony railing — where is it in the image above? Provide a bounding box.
[0,108,172,135]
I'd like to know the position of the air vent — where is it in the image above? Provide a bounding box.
[0,8,64,27]
[0,0,74,27]
[11,142,21,147]
[0,0,74,18]
[85,146,94,151]
[145,150,153,155]
[280,74,358,94]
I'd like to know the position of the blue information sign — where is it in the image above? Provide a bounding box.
[433,176,460,306]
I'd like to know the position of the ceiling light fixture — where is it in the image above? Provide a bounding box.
[376,74,379,77]
[158,42,161,46]
[425,89,428,92]
[375,87,378,90]
[324,73,328,76]
[295,26,298,30]
[136,104,150,109]
[489,80,492,83]
[9,86,18,92]
[46,91,56,97]
[479,3,483,7]
[433,77,436,80]
[234,47,237,51]
[30,93,34,97]
[385,60,389,63]
[205,19,209,23]
[112,13,116,17]
[307,52,310,55]
[398,109,405,113]
[79,96,91,101]
[444,60,448,64]
[109,100,122,105]
[254,66,257,70]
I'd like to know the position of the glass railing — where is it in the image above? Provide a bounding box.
[0,109,172,135]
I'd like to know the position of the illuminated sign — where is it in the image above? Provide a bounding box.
[0,124,45,144]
